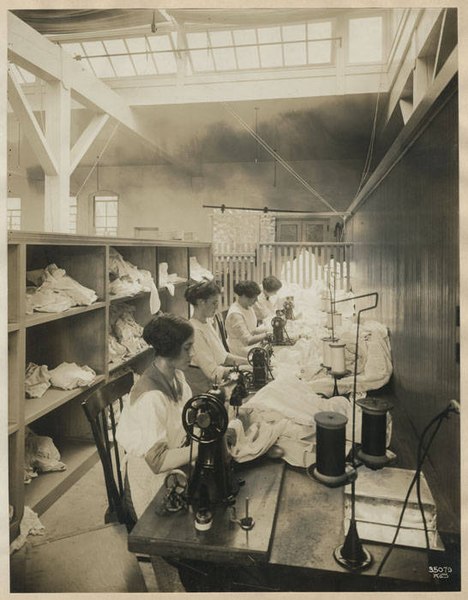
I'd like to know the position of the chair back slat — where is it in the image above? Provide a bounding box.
[82,370,134,529]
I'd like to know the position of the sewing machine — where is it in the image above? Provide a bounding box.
[181,388,242,530]
[283,296,295,320]
[245,345,274,390]
[271,311,294,346]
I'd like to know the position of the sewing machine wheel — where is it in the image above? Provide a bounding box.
[182,393,228,444]
[248,346,269,367]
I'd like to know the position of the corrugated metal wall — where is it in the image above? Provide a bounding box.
[347,90,459,531]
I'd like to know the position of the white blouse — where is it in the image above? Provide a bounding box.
[225,301,262,357]
[190,318,229,383]
[116,372,192,517]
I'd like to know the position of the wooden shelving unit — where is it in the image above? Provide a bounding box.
[7,231,212,540]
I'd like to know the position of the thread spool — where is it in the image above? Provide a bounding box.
[330,341,346,375]
[321,336,336,368]
[320,293,330,312]
[310,411,351,487]
[326,311,342,329]
[356,397,393,469]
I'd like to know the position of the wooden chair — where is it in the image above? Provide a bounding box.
[214,311,230,352]
[81,370,135,531]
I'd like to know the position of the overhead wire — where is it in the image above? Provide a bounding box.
[221,102,340,215]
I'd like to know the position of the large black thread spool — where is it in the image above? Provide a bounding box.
[356,397,393,469]
[309,411,350,488]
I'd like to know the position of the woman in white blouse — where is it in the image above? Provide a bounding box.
[184,280,249,394]
[116,313,197,519]
[225,280,270,358]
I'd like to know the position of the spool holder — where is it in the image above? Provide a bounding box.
[330,292,380,572]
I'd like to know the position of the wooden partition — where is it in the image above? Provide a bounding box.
[347,88,459,532]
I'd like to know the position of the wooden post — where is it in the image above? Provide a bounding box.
[44,80,71,232]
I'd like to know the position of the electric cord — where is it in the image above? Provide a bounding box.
[375,403,456,577]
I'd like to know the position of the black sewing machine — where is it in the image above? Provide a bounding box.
[271,311,294,346]
[245,345,274,390]
[182,388,241,530]
[283,296,295,320]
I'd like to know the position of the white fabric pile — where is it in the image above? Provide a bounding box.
[109,248,160,313]
[109,302,149,359]
[26,264,98,314]
[24,427,67,484]
[25,361,97,398]
[10,507,45,554]
[158,262,186,296]
[189,256,214,282]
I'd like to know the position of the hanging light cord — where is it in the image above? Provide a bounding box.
[74,121,120,198]
[222,102,340,215]
[375,401,459,577]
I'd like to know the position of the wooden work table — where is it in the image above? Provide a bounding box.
[128,457,444,592]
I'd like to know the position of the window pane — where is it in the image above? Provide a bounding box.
[125,37,148,53]
[8,197,21,210]
[236,46,260,69]
[105,202,118,217]
[284,41,306,66]
[257,27,281,44]
[209,30,232,47]
[212,47,237,71]
[233,29,257,46]
[307,21,332,39]
[106,216,118,228]
[348,16,383,63]
[103,39,127,54]
[95,216,107,227]
[61,42,85,58]
[187,32,208,49]
[89,57,115,77]
[259,45,283,68]
[81,41,106,55]
[190,49,215,72]
[282,24,305,42]
[109,55,136,77]
[153,52,177,74]
[148,35,173,51]
[132,54,157,75]
[308,40,332,64]
[95,202,106,216]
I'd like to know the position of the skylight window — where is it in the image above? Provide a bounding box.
[54,18,337,80]
[348,16,383,63]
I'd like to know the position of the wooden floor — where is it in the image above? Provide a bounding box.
[9,460,154,593]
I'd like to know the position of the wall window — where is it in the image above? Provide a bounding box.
[69,196,77,234]
[348,16,383,64]
[7,197,21,230]
[94,193,118,236]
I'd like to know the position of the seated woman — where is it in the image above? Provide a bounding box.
[116,313,198,519]
[253,275,283,323]
[225,280,270,358]
[184,280,250,395]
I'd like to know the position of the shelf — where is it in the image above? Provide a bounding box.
[25,375,106,425]
[9,422,19,435]
[25,301,106,328]
[109,290,150,303]
[8,323,20,333]
[24,439,100,516]
[109,347,153,373]
[158,280,188,292]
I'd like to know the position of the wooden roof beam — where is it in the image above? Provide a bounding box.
[7,11,193,175]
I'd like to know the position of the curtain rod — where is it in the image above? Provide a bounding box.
[203,204,348,217]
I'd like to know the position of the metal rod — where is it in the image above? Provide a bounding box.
[72,37,343,60]
[203,204,348,216]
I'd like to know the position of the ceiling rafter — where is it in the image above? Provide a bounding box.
[8,11,194,175]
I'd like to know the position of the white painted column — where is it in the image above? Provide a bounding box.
[44,80,70,232]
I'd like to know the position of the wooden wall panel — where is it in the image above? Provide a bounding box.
[347,91,459,532]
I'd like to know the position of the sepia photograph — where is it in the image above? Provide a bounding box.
[1,2,464,596]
